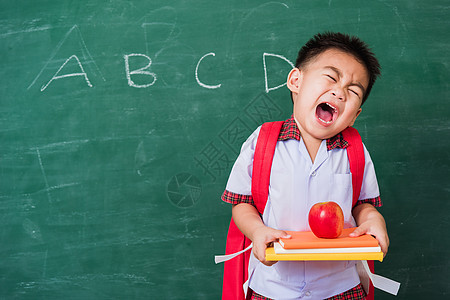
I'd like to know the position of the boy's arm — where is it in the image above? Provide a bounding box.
[351,203,390,256]
[232,203,291,266]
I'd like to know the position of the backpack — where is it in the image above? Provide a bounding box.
[221,121,375,300]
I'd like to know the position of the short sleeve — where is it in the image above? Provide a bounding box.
[221,190,254,206]
[358,144,382,207]
[221,126,261,205]
[356,196,382,207]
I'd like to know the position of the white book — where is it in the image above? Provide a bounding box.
[274,242,382,254]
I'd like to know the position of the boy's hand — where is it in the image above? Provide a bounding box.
[251,225,291,266]
[231,203,291,266]
[351,203,390,256]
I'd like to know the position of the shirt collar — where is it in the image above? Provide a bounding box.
[278,116,349,150]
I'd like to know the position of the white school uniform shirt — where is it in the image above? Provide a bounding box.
[224,118,380,300]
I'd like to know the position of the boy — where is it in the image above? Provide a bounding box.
[222,32,389,299]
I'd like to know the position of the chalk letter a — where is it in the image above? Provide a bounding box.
[41,55,93,92]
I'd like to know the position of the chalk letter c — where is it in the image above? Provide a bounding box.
[195,52,221,89]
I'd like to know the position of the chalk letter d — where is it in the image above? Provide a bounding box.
[263,53,295,93]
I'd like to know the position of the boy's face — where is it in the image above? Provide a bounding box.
[288,48,369,141]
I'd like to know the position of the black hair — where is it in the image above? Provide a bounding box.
[294,32,381,105]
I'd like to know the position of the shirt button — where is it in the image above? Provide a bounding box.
[311,171,317,177]
[305,291,311,296]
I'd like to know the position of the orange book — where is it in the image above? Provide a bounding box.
[279,228,379,249]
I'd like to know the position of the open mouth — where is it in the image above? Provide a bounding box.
[316,102,338,126]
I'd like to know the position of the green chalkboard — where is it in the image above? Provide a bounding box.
[1,0,448,299]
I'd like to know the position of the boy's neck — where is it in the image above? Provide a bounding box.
[294,117,323,163]
[301,134,322,163]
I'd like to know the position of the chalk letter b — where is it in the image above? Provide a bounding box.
[124,54,157,88]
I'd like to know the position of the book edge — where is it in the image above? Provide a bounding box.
[274,242,381,254]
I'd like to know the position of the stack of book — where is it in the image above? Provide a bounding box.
[266,228,383,262]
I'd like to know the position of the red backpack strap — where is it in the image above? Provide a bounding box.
[341,126,365,208]
[222,121,284,300]
[222,218,252,300]
[252,121,284,213]
[342,126,375,300]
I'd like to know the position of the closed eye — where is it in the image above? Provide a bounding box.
[326,75,337,82]
[349,89,359,96]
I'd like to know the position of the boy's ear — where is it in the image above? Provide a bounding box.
[287,68,302,93]
[349,108,362,127]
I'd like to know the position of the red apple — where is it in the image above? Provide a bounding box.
[308,201,344,239]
